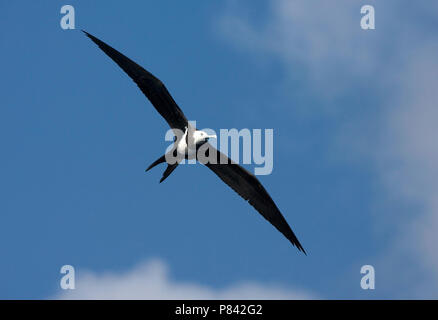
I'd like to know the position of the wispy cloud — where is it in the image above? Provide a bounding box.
[218,0,380,98]
[218,0,438,297]
[377,42,438,296]
[55,259,315,299]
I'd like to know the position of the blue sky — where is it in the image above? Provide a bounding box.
[1,1,438,299]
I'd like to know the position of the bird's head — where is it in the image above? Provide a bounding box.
[193,130,217,145]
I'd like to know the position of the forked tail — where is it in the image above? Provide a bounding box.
[146,154,179,183]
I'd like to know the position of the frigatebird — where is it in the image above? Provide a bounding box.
[83,31,306,254]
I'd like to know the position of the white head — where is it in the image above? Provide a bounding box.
[193,130,217,145]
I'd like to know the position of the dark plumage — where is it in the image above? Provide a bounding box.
[83,30,306,254]
[83,31,187,133]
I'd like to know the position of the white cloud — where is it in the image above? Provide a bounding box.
[377,43,438,295]
[55,259,316,299]
[218,0,438,297]
[219,0,379,97]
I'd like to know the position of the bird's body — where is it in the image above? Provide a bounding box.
[176,128,216,159]
[83,30,306,254]
[176,129,191,158]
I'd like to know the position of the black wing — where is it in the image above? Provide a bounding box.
[83,30,188,132]
[204,146,306,253]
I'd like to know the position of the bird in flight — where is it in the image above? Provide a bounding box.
[83,31,306,254]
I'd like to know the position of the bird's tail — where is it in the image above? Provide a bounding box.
[145,155,166,172]
[159,163,179,183]
[145,154,179,183]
